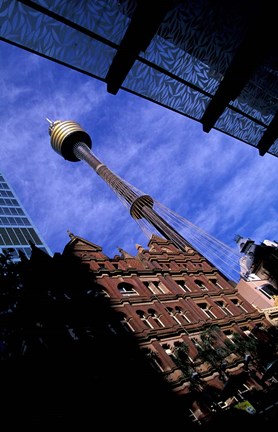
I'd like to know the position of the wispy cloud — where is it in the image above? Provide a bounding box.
[0,40,277,263]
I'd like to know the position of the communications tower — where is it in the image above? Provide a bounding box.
[48,119,241,280]
[48,119,190,252]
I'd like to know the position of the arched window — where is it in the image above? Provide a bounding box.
[162,343,177,363]
[117,312,135,333]
[118,282,138,296]
[240,326,253,338]
[136,310,153,329]
[223,330,235,343]
[215,300,233,315]
[175,306,191,323]
[143,348,163,371]
[210,278,224,289]
[166,307,183,325]
[231,298,248,313]
[197,302,216,319]
[175,279,191,292]
[89,283,110,298]
[194,279,208,291]
[148,309,165,328]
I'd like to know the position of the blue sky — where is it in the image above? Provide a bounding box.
[0,40,277,268]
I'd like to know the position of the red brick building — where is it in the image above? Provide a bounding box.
[63,231,273,423]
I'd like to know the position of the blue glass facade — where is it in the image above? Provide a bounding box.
[0,172,52,260]
[0,0,277,157]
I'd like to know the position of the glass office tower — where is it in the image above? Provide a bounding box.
[0,171,52,260]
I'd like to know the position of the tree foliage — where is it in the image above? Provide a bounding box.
[0,247,186,431]
[173,342,193,377]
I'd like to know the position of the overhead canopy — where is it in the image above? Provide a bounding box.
[1,0,277,157]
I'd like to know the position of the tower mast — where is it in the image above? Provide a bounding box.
[48,120,190,251]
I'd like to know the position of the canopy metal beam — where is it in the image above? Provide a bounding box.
[105,1,178,95]
[201,6,276,137]
[258,111,278,156]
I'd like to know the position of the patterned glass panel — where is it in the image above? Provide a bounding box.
[215,108,266,145]
[0,0,115,79]
[269,139,278,156]
[142,36,219,95]
[233,63,278,124]
[158,0,247,76]
[125,61,210,120]
[32,0,130,45]
[0,0,277,157]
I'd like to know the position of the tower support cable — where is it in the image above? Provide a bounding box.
[49,120,241,281]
